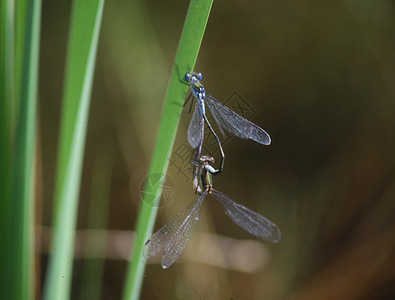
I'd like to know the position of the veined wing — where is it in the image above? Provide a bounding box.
[212,189,281,243]
[143,192,203,260]
[187,102,204,148]
[205,94,271,145]
[161,190,207,268]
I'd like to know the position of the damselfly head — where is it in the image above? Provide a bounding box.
[185,72,202,82]
[199,155,214,165]
[184,73,191,81]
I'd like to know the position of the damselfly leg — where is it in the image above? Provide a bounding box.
[182,92,194,114]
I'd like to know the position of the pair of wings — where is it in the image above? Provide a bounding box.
[187,93,272,149]
[143,190,281,269]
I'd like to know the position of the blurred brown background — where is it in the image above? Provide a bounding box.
[38,0,395,299]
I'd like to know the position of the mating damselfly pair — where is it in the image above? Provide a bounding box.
[144,72,280,268]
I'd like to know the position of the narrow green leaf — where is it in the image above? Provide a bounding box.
[122,0,214,299]
[0,0,13,298]
[4,0,42,299]
[43,1,105,299]
[14,0,28,113]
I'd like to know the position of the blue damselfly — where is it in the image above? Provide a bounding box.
[185,72,271,190]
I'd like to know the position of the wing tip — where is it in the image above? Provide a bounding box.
[251,133,271,145]
[263,132,271,145]
[161,257,172,269]
[271,228,281,243]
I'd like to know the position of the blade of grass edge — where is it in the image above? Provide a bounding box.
[6,0,42,299]
[42,1,105,299]
[122,0,214,299]
[0,0,13,299]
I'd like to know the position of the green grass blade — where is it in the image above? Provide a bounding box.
[14,0,28,115]
[3,0,42,299]
[0,0,13,146]
[122,0,214,299]
[42,1,105,299]
[0,0,13,298]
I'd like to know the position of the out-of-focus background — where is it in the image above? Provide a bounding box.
[39,0,395,299]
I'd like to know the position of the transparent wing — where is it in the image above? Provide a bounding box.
[205,94,271,145]
[212,189,281,243]
[143,194,201,260]
[201,96,225,136]
[187,102,204,148]
[161,191,207,268]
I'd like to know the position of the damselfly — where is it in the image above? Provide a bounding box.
[143,155,281,269]
[185,72,271,190]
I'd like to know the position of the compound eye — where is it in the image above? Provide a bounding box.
[184,73,191,81]
[197,73,202,80]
